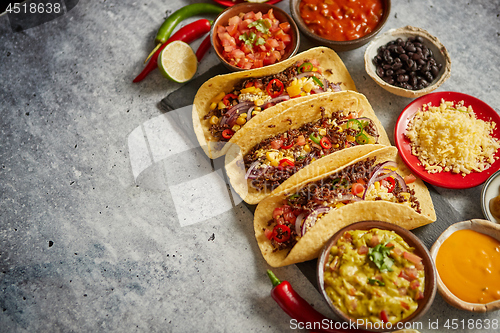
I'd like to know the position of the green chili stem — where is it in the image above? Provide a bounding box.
[267,270,281,287]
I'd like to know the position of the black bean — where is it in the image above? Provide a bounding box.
[407,51,414,58]
[400,54,409,62]
[425,71,434,82]
[383,76,394,84]
[431,65,439,77]
[385,69,394,76]
[414,42,422,49]
[395,68,406,75]
[411,62,418,72]
[388,44,397,52]
[410,76,418,87]
[412,52,421,60]
[415,36,424,43]
[396,38,404,46]
[417,58,426,66]
[406,44,416,53]
[383,64,392,70]
[391,62,403,70]
[377,67,385,77]
[397,74,408,82]
[396,46,405,54]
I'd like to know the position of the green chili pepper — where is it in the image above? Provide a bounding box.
[347,119,363,134]
[145,3,224,62]
[355,132,370,145]
[289,194,300,200]
[298,62,313,73]
[311,76,323,88]
[309,133,321,144]
[368,278,386,286]
[332,178,341,186]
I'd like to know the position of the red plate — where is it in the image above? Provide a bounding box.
[395,91,500,189]
[212,0,283,7]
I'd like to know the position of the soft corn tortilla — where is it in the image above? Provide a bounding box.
[225,91,391,205]
[192,47,357,159]
[254,146,436,267]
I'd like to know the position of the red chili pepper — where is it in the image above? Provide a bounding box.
[222,129,234,139]
[272,224,291,242]
[380,310,389,323]
[279,158,294,168]
[267,270,369,333]
[281,141,294,149]
[320,137,332,149]
[196,34,211,62]
[384,177,396,193]
[222,93,238,106]
[133,19,212,83]
[266,79,284,98]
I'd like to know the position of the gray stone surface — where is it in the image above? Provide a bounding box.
[1,0,499,332]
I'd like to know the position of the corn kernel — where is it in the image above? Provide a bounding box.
[236,117,246,125]
[286,84,301,97]
[241,87,256,94]
[374,181,380,191]
[211,92,226,104]
[252,110,259,116]
[218,101,226,109]
[338,127,343,132]
[319,128,327,136]
[254,99,264,106]
[232,125,241,132]
[209,116,219,125]
[270,160,279,167]
[333,144,339,148]
[335,202,345,208]
[254,107,261,111]
[304,144,311,152]
[346,135,355,141]
[210,102,217,110]
[402,192,410,200]
[240,113,247,118]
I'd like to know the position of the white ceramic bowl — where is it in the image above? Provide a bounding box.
[481,170,500,223]
[364,26,451,98]
[429,219,500,312]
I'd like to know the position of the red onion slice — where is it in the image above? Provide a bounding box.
[266,95,291,105]
[301,206,331,236]
[245,161,260,180]
[246,107,254,122]
[364,162,407,199]
[294,212,308,236]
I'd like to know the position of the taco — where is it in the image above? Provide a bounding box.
[225,91,391,205]
[253,146,436,267]
[192,47,357,159]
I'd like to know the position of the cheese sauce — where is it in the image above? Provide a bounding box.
[436,229,500,304]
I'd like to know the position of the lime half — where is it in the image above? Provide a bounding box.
[158,41,197,83]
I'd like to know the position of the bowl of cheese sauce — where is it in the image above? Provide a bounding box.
[430,219,500,312]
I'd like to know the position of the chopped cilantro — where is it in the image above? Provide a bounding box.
[368,278,385,286]
[247,19,270,34]
[368,239,395,272]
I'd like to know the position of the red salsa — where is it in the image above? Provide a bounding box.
[299,0,384,41]
[217,9,293,69]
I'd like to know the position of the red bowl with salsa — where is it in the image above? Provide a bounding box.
[211,3,300,71]
[290,0,390,52]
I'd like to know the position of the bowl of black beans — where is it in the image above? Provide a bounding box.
[364,25,451,98]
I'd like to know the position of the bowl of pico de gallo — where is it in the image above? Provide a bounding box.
[211,3,300,71]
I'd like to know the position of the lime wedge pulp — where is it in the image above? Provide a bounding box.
[158,40,197,83]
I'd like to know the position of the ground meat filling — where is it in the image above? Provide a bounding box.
[286,159,421,214]
[244,111,375,192]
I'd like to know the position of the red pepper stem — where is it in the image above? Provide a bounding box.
[267,270,281,288]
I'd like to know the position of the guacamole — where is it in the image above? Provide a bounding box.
[324,228,425,324]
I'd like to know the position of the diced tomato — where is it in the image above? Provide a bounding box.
[415,290,424,300]
[348,287,357,296]
[231,49,245,59]
[272,50,281,61]
[410,279,420,290]
[404,174,417,184]
[263,53,278,66]
[351,182,365,196]
[283,211,296,224]
[217,26,226,34]
[398,270,411,282]
[266,38,280,49]
[265,228,275,240]
[273,206,284,220]
[276,216,285,225]
[369,234,379,247]
[296,135,306,146]
[254,59,263,68]
[226,24,238,36]
[243,11,255,20]
[254,11,262,20]
[280,33,292,44]
[391,247,403,258]
[228,15,241,27]
[400,301,410,310]
[279,22,291,33]
[270,139,283,149]
[358,245,368,255]
[276,40,286,51]
[380,310,389,323]
[398,287,407,296]
[405,267,419,281]
[403,251,422,265]
[282,205,292,213]
[343,232,353,243]
[224,45,236,53]
[415,261,425,271]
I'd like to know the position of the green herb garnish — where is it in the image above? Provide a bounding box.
[368,239,395,272]
[368,278,386,286]
[247,19,270,34]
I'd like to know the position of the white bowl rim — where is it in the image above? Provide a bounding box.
[429,219,500,312]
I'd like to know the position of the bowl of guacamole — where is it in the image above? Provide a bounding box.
[317,221,436,332]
